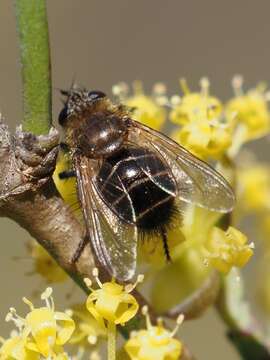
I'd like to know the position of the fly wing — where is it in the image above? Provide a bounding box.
[128,120,235,213]
[127,146,177,197]
[74,155,137,281]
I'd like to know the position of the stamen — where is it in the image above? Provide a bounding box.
[157,317,163,327]
[232,75,244,96]
[41,287,53,309]
[22,297,34,311]
[125,274,144,293]
[90,351,101,360]
[142,305,152,329]
[170,95,181,106]
[65,309,73,317]
[112,82,129,99]
[130,330,138,338]
[92,267,103,288]
[132,80,144,95]
[88,334,97,345]
[170,314,184,337]
[179,78,190,94]
[153,83,167,96]
[5,309,25,330]
[155,95,169,106]
[264,91,270,101]
[84,278,93,290]
[200,77,210,96]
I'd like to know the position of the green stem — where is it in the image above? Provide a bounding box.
[107,322,116,360]
[14,0,52,135]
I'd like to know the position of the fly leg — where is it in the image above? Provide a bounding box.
[161,226,171,262]
[58,170,76,179]
[71,234,89,264]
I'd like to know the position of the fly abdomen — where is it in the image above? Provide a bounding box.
[96,146,178,234]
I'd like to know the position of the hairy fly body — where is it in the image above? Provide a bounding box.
[58,89,235,281]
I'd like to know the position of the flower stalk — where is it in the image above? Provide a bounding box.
[107,322,116,360]
[14,0,52,135]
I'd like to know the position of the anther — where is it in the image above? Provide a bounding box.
[92,267,103,288]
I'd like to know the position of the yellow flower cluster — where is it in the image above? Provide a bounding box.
[227,76,270,142]
[112,81,166,130]
[205,226,254,274]
[0,288,74,359]
[125,306,183,360]
[170,78,233,160]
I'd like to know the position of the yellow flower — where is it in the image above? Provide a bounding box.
[237,165,270,213]
[68,303,106,347]
[85,269,141,328]
[113,81,166,130]
[0,333,38,360]
[125,306,183,360]
[172,118,232,160]
[226,76,270,142]
[85,269,142,360]
[5,288,75,358]
[170,78,223,125]
[28,241,68,284]
[205,226,254,274]
[170,78,232,160]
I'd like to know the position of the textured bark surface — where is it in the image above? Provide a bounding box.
[0,121,94,287]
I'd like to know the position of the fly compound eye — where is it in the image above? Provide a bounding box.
[88,90,106,102]
[58,105,69,125]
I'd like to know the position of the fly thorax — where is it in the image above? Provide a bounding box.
[73,112,127,158]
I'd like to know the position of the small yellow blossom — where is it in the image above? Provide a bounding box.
[68,303,106,347]
[170,78,223,125]
[226,76,270,142]
[172,118,232,160]
[84,268,141,328]
[125,306,183,360]
[237,165,270,213]
[85,269,142,360]
[113,81,166,130]
[28,241,68,284]
[205,226,253,274]
[0,333,38,360]
[5,288,75,358]
[170,78,232,159]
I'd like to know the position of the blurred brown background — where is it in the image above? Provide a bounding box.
[0,1,269,359]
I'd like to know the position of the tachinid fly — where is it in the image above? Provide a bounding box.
[58,88,235,281]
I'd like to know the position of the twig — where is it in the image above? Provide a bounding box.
[166,271,220,320]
